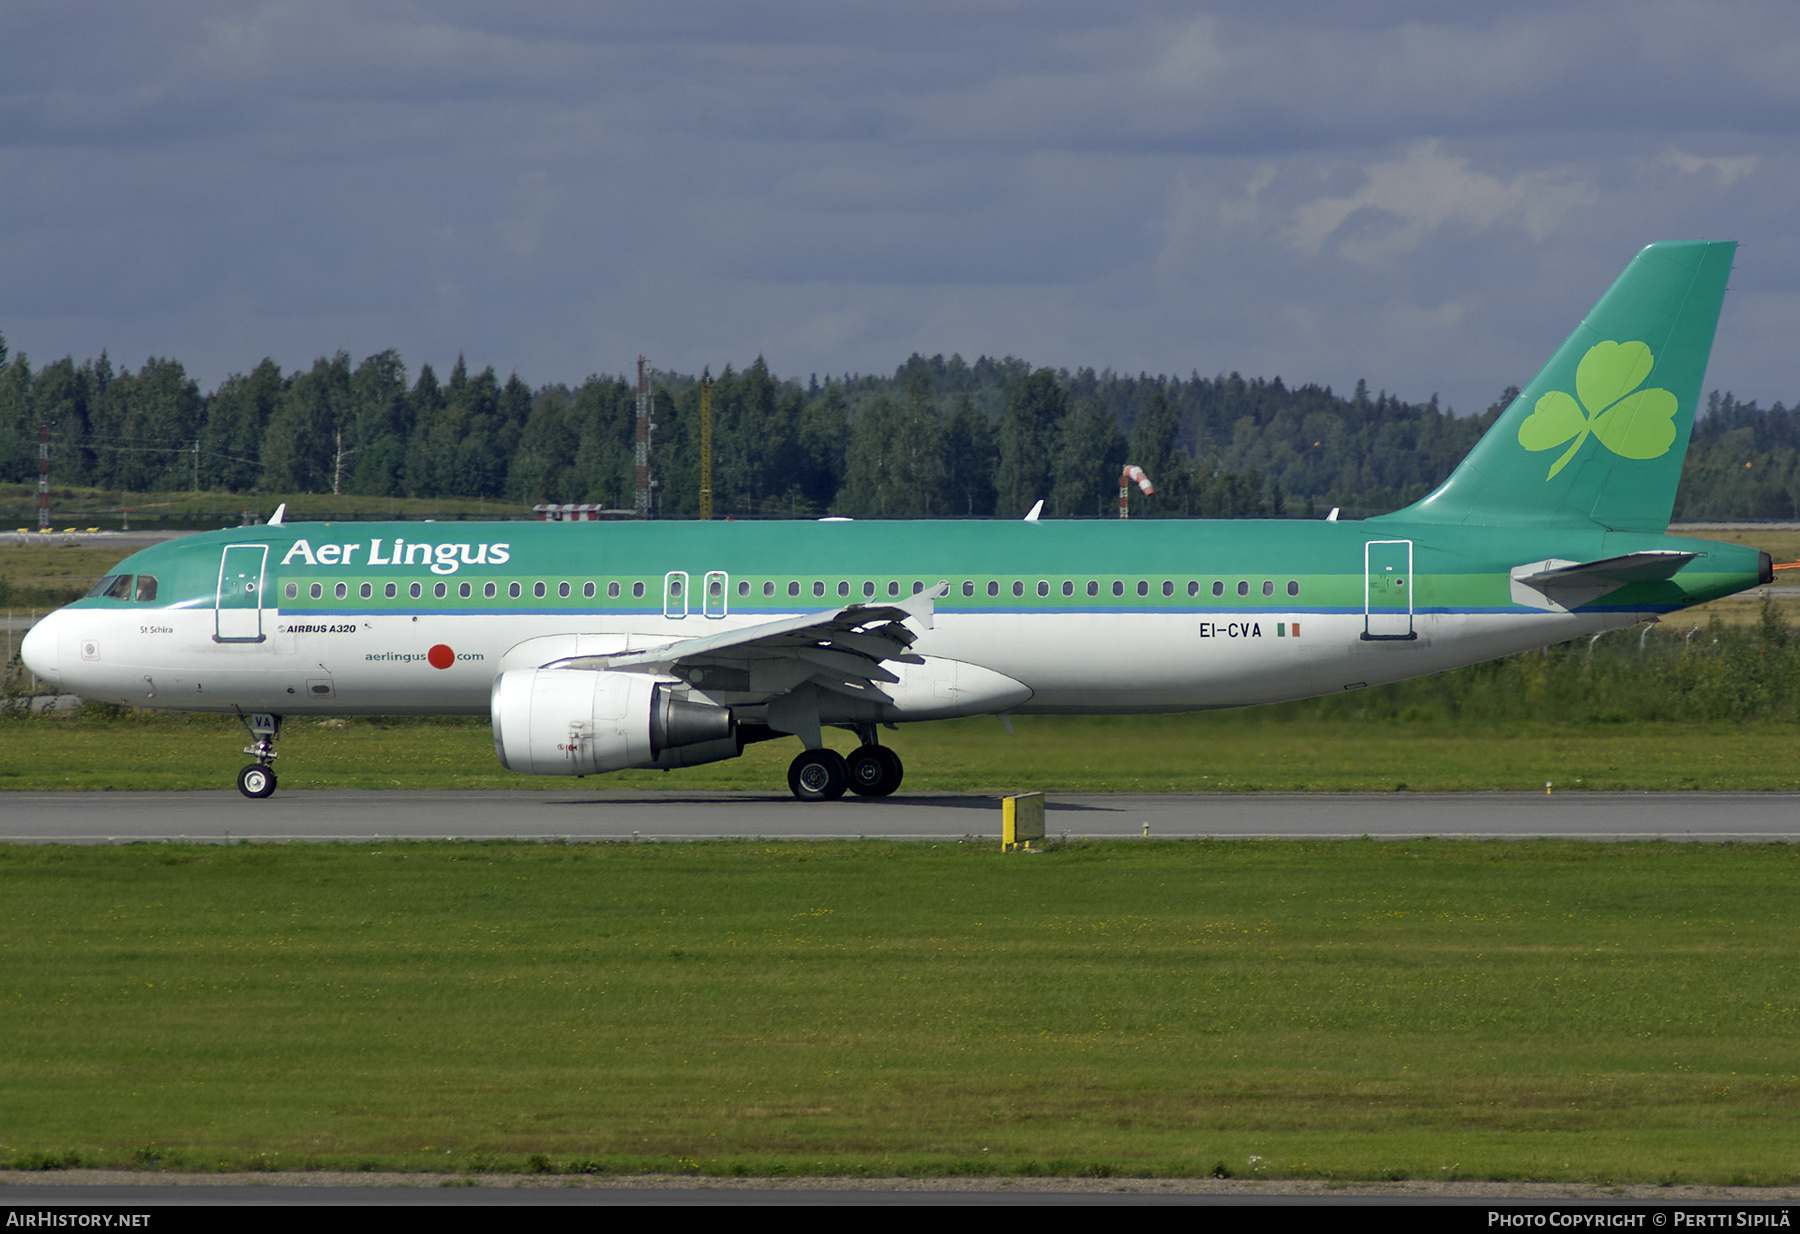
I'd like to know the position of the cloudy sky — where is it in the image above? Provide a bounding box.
[3,1,1796,415]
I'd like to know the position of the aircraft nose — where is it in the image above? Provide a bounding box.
[19,610,63,689]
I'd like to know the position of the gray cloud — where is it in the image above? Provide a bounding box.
[1,1,1796,418]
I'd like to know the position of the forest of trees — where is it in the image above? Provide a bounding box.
[0,330,1791,520]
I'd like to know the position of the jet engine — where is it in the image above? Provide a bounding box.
[490,668,737,775]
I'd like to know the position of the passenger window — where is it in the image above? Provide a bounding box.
[531,581,545,598]
[361,583,374,599]
[486,582,497,598]
[1137,581,1149,597]
[987,581,999,597]
[1037,581,1049,597]
[1262,580,1274,596]
[335,582,349,599]
[134,575,158,602]
[1162,581,1174,597]
[912,581,924,594]
[1112,581,1123,597]
[963,581,975,597]
[460,582,472,598]
[738,581,750,597]
[632,581,645,598]
[608,582,620,598]
[557,581,570,598]
[310,583,323,600]
[387,583,399,599]
[1012,581,1024,598]
[1062,581,1073,597]
[838,581,850,598]
[1086,581,1098,597]
[1288,580,1300,596]
[434,582,447,599]
[888,581,900,597]
[787,581,799,597]
[863,581,876,598]
[814,581,825,597]
[1187,581,1199,597]
[1212,581,1224,597]
[509,582,522,598]
[410,583,423,599]
[285,582,298,600]
[584,582,596,598]
[1237,581,1249,597]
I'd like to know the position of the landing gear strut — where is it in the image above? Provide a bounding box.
[235,711,280,799]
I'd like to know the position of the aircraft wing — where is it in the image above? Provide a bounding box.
[1510,551,1697,611]
[540,582,949,707]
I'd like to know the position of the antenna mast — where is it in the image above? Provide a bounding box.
[699,368,713,520]
[37,422,50,530]
[634,355,653,519]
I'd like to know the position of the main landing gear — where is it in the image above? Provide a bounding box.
[235,711,280,799]
[785,731,905,802]
[846,744,903,798]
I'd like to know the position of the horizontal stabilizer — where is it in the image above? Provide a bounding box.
[1510,550,1695,612]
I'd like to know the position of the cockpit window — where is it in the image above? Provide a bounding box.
[86,575,121,598]
[134,575,158,602]
[101,575,133,600]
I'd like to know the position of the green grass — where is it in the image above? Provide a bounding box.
[6,709,1800,793]
[1,839,1796,1182]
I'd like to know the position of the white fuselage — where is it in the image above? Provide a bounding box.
[26,602,1638,718]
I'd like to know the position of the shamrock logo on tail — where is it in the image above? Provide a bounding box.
[1517,341,1680,479]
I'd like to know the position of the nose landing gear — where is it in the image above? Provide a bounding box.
[237,763,276,798]
[235,711,280,799]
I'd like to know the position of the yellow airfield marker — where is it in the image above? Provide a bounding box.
[1002,793,1045,851]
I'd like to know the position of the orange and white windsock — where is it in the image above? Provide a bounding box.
[1118,465,1154,518]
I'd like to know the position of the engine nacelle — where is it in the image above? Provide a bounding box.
[491,668,736,776]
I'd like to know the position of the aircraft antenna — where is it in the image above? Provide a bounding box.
[699,367,713,520]
[635,355,653,520]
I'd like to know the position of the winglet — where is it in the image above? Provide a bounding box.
[1023,500,1043,523]
[268,503,286,526]
[896,581,950,631]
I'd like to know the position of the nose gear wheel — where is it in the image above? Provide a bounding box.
[237,764,276,798]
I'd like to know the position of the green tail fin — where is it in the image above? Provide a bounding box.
[1388,240,1735,531]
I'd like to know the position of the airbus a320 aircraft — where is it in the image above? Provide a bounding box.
[21,241,1771,800]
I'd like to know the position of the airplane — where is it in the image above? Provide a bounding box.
[20,241,1770,800]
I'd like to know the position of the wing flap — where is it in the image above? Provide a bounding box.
[536,583,947,711]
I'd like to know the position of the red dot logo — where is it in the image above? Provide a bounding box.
[427,644,455,670]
